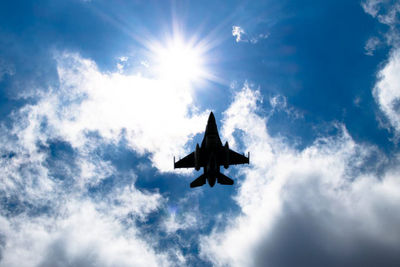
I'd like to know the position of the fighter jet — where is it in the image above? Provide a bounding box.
[174,112,250,188]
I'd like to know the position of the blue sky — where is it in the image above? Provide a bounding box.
[1,0,400,266]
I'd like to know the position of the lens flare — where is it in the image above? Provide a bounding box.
[149,33,211,85]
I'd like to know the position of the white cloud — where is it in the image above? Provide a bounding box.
[232,26,245,43]
[232,26,269,44]
[104,183,163,221]
[362,0,400,25]
[373,48,400,137]
[362,0,383,18]
[0,122,168,265]
[0,59,15,81]
[163,212,197,234]
[117,56,129,73]
[200,85,400,267]
[269,94,303,119]
[162,191,202,234]
[362,0,400,138]
[0,136,170,266]
[10,52,208,172]
[362,0,400,46]
[0,51,211,266]
[365,36,381,55]
[377,4,400,26]
[0,200,169,267]
[353,95,362,107]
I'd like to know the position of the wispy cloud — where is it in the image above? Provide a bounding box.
[232,26,269,44]
[361,0,383,17]
[269,94,303,119]
[0,58,15,81]
[364,36,381,55]
[362,0,400,46]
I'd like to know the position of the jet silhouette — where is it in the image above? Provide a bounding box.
[174,112,250,188]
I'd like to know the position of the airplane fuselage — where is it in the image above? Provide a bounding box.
[174,111,249,188]
[204,152,218,187]
[201,115,223,187]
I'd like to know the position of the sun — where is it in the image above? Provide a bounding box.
[148,33,210,85]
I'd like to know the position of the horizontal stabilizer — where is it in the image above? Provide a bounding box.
[217,172,234,185]
[190,174,206,188]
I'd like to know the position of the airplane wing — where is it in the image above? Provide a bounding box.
[228,149,249,165]
[174,152,195,168]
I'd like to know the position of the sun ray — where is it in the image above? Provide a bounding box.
[143,27,223,87]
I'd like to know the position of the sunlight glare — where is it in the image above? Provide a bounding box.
[151,35,208,84]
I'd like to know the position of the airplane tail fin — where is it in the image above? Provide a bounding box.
[190,174,206,188]
[217,172,234,185]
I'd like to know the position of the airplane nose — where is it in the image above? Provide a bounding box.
[208,112,215,123]
[205,111,218,135]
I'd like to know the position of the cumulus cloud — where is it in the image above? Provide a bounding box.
[0,134,167,266]
[0,51,211,266]
[0,128,169,266]
[10,52,208,171]
[200,85,400,267]
[362,1,400,138]
[373,48,400,137]
[0,200,168,267]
